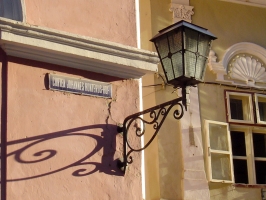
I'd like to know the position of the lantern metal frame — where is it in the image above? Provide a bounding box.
[117,21,217,174]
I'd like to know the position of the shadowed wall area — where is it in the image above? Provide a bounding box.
[3,124,122,182]
[1,56,142,200]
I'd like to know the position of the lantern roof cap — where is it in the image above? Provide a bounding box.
[150,20,217,42]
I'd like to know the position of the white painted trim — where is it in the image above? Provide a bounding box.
[135,0,141,49]
[226,91,255,124]
[254,94,266,125]
[21,0,26,22]
[0,18,158,79]
[135,1,145,198]
[222,42,266,69]
[139,78,146,200]
[204,120,234,183]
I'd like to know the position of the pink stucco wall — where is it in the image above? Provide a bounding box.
[24,0,137,47]
[6,57,141,200]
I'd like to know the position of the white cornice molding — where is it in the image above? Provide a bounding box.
[0,18,159,79]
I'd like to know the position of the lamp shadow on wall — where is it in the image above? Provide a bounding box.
[1,124,124,182]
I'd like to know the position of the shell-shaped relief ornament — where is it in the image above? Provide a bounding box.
[229,56,266,85]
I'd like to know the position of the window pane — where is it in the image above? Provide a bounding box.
[231,131,246,156]
[211,153,232,181]
[255,161,266,184]
[233,159,248,184]
[258,101,266,122]
[230,98,243,120]
[227,93,253,122]
[209,123,229,151]
[253,133,266,157]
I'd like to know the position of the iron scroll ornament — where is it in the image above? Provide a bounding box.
[117,97,184,173]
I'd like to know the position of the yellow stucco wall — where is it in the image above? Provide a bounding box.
[140,0,217,199]
[193,0,266,199]
[140,0,184,199]
[190,0,266,61]
[140,0,266,199]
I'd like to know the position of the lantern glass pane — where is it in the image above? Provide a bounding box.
[172,52,183,78]
[184,51,196,78]
[195,34,211,80]
[155,34,169,59]
[198,34,211,58]
[195,56,208,80]
[184,28,198,53]
[168,30,182,54]
[184,28,198,78]
[183,28,212,80]
[162,58,174,81]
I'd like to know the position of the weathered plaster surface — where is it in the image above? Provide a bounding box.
[6,57,141,200]
[209,183,261,200]
[180,87,210,200]
[24,0,137,47]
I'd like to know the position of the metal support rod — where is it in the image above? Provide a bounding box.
[117,87,187,173]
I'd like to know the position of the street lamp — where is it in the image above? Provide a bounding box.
[117,20,217,173]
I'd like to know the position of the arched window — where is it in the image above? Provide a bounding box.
[0,0,23,21]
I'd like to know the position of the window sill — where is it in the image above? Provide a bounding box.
[233,183,266,188]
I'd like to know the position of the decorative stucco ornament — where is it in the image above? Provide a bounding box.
[228,56,266,86]
[169,3,194,23]
[208,43,266,88]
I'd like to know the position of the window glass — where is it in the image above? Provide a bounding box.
[257,95,266,123]
[258,102,266,121]
[205,120,234,183]
[230,99,243,120]
[253,133,266,158]
[209,123,229,151]
[255,161,266,184]
[226,92,254,123]
[231,131,246,156]
[0,0,23,21]
[211,153,232,181]
[233,159,248,184]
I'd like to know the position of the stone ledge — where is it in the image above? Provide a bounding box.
[0,18,159,79]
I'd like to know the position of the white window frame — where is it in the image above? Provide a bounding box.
[255,94,266,125]
[226,91,254,124]
[204,120,234,183]
[230,125,266,184]
[230,127,255,184]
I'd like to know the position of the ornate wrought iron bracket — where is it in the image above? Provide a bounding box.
[117,95,185,173]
